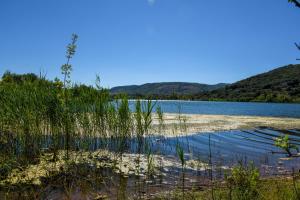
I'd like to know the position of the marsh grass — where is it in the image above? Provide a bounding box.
[0,35,151,198]
[176,142,186,198]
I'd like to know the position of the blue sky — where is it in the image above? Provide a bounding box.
[0,0,299,87]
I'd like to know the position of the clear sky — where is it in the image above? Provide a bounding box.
[0,0,299,87]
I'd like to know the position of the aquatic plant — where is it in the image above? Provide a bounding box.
[176,142,185,198]
[142,99,156,135]
[156,105,165,134]
[206,133,215,200]
[275,134,299,157]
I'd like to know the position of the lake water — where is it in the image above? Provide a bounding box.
[129,100,300,118]
[146,128,300,175]
[79,128,300,177]
[40,100,300,178]
[127,100,300,176]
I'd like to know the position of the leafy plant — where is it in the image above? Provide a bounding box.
[146,144,155,177]
[275,134,299,157]
[225,162,260,200]
[156,105,165,134]
[176,143,185,168]
[61,33,78,160]
[61,33,78,89]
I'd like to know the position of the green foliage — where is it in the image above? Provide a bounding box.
[176,143,185,167]
[61,33,78,88]
[1,71,39,83]
[225,162,260,200]
[60,34,78,160]
[145,143,155,176]
[275,134,299,156]
[156,105,165,133]
[142,99,156,134]
[135,99,144,150]
[157,177,300,200]
[196,64,300,103]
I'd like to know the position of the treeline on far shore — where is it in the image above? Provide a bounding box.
[111,92,300,104]
[111,64,300,103]
[2,67,300,103]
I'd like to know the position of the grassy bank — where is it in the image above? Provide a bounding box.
[155,177,300,200]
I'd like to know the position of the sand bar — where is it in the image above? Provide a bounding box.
[151,113,300,136]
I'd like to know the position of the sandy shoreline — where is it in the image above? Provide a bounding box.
[151,113,300,136]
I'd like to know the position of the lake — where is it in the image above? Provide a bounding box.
[128,100,300,176]
[147,128,300,176]
[40,100,300,177]
[83,127,300,177]
[129,100,300,118]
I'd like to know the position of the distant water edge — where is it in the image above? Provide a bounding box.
[128,100,300,118]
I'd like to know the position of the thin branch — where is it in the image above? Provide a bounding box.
[290,0,300,8]
[296,43,300,61]
[295,43,300,50]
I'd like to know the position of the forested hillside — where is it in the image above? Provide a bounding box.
[196,64,300,102]
[111,64,300,103]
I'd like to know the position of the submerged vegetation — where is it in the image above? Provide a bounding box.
[0,34,300,199]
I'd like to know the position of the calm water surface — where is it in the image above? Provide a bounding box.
[129,100,300,118]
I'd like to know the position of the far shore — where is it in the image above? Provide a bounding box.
[150,113,300,136]
[127,99,300,104]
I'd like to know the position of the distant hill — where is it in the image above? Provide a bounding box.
[110,82,228,97]
[197,64,300,102]
[111,64,300,103]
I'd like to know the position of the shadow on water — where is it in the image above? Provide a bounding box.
[29,128,300,177]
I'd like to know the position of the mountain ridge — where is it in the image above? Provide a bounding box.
[110,64,300,103]
[196,64,300,102]
[110,82,228,96]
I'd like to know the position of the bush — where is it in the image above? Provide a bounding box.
[225,162,260,200]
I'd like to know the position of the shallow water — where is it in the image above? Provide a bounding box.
[147,128,300,175]
[69,128,300,176]
[129,100,300,118]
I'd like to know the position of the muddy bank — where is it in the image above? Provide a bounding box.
[151,113,300,136]
[0,150,209,187]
